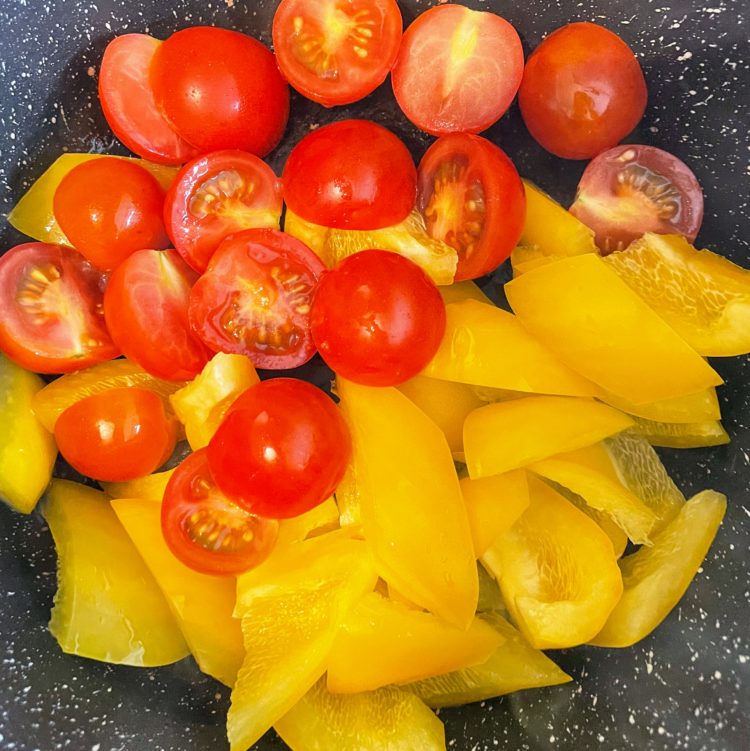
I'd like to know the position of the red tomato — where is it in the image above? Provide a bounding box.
[151,27,290,156]
[282,120,416,230]
[391,5,524,136]
[188,229,326,370]
[310,250,446,386]
[53,157,169,270]
[0,243,118,373]
[569,144,704,253]
[54,387,177,482]
[103,249,211,381]
[207,378,351,519]
[272,0,403,107]
[519,23,648,160]
[164,150,283,273]
[162,448,279,576]
[98,34,198,165]
[417,133,526,280]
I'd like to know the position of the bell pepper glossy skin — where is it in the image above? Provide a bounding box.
[101,468,175,503]
[631,416,730,449]
[597,386,721,424]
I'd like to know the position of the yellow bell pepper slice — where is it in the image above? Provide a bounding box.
[337,378,477,629]
[0,355,57,513]
[477,563,506,613]
[404,612,572,707]
[591,489,726,648]
[111,497,244,686]
[9,153,178,245]
[327,593,503,693]
[283,207,330,255]
[482,477,623,649]
[275,497,341,549]
[276,678,446,751]
[511,245,558,276]
[631,416,730,449]
[464,395,633,479]
[564,493,629,558]
[597,387,721,424]
[505,254,723,404]
[101,468,175,502]
[438,280,492,305]
[423,300,598,397]
[43,480,188,666]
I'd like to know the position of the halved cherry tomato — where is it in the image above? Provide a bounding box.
[98,34,198,165]
[311,250,446,386]
[103,249,211,381]
[151,27,290,156]
[164,150,283,273]
[53,157,169,270]
[569,144,704,253]
[272,0,403,107]
[519,23,647,160]
[161,448,279,576]
[0,243,118,373]
[54,388,177,482]
[188,229,326,370]
[417,133,525,280]
[391,5,524,136]
[282,119,416,230]
[207,378,351,519]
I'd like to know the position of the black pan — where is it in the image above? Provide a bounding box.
[0,1,748,749]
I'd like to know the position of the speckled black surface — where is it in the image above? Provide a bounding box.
[0,1,748,750]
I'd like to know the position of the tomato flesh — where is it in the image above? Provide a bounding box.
[161,448,279,576]
[0,243,119,373]
[54,388,177,482]
[188,229,326,370]
[569,144,704,253]
[519,22,647,160]
[272,0,403,107]
[207,378,351,519]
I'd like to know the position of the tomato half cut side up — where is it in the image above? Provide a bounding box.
[103,249,211,381]
[0,243,119,373]
[161,448,279,576]
[417,133,526,280]
[188,229,326,370]
[164,150,283,273]
[391,4,524,136]
[569,144,704,254]
[98,34,197,165]
[272,0,403,107]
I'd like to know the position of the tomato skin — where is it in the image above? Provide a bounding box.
[188,229,326,370]
[103,249,211,381]
[282,119,417,230]
[519,23,647,160]
[151,27,290,156]
[54,388,177,482]
[272,0,403,107]
[391,4,524,136]
[311,250,446,386]
[164,150,283,273]
[161,448,279,576]
[98,34,198,165]
[207,378,351,519]
[0,243,119,374]
[417,133,526,280]
[53,157,169,270]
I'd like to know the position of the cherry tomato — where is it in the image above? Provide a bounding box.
[391,5,524,136]
[161,448,279,575]
[188,229,326,370]
[103,249,211,381]
[417,133,526,280]
[98,34,198,165]
[0,243,118,373]
[310,250,446,386]
[283,120,416,230]
[207,378,351,519]
[164,150,283,273]
[53,157,169,270]
[54,388,177,482]
[272,0,403,107]
[569,144,704,254]
[518,23,647,160]
[151,27,290,156]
